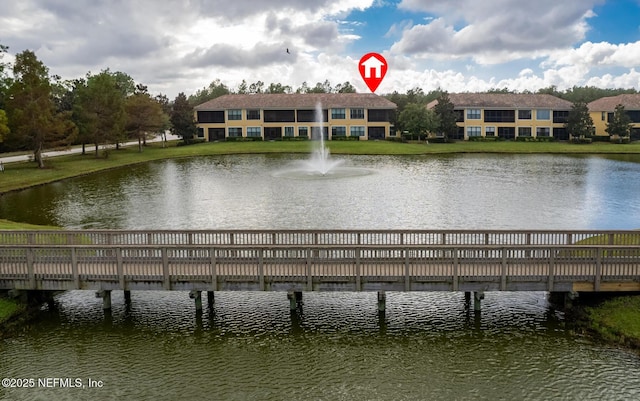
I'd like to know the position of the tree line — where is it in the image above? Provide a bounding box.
[0,47,198,167]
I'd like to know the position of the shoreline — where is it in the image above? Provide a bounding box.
[1,140,639,350]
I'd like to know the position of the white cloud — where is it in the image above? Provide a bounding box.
[392,0,602,62]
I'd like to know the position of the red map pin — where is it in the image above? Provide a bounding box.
[359,52,387,93]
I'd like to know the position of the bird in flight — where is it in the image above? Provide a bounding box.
[286,48,290,54]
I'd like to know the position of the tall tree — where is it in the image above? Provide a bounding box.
[0,44,11,109]
[188,79,230,105]
[565,101,594,138]
[0,109,9,142]
[125,93,169,152]
[398,103,440,140]
[606,104,632,140]
[73,71,125,157]
[5,50,77,167]
[432,92,458,140]
[171,92,197,144]
[334,81,356,93]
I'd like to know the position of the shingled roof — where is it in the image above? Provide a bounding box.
[427,93,573,110]
[588,94,640,112]
[194,93,397,110]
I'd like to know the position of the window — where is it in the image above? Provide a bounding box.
[518,127,532,137]
[297,109,326,122]
[485,126,496,136]
[466,126,481,137]
[332,126,346,137]
[264,109,295,122]
[467,109,481,119]
[298,126,309,137]
[246,109,260,120]
[247,127,261,137]
[368,109,389,122]
[331,108,346,119]
[197,128,204,138]
[350,108,364,119]
[197,111,224,123]
[536,109,550,120]
[536,127,550,137]
[553,110,569,124]
[518,109,532,120]
[601,112,606,121]
[350,126,365,137]
[228,127,242,137]
[228,109,242,120]
[284,126,294,137]
[484,110,515,123]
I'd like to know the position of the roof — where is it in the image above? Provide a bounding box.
[588,94,640,112]
[194,93,397,111]
[426,93,573,110]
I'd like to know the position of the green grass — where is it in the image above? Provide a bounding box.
[0,298,25,324]
[586,296,640,348]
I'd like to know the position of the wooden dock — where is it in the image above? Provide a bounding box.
[1,229,639,295]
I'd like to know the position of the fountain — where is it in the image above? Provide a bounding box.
[274,102,372,179]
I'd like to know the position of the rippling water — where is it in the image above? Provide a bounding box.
[2,154,640,400]
[2,291,640,400]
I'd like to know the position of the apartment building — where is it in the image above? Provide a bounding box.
[427,93,573,140]
[193,93,397,141]
[588,94,640,139]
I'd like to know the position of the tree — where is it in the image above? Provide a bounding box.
[73,71,126,157]
[334,81,356,93]
[565,102,594,139]
[0,109,9,142]
[171,92,197,143]
[0,44,12,109]
[5,50,77,167]
[432,92,458,140]
[266,82,292,94]
[188,79,230,105]
[398,103,440,140]
[125,93,169,152]
[606,104,632,140]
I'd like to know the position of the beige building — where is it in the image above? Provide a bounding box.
[427,93,573,140]
[588,94,640,139]
[194,93,397,141]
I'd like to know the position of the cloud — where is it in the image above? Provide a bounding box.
[186,42,293,68]
[392,0,602,62]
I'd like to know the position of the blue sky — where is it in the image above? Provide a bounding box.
[1,0,640,98]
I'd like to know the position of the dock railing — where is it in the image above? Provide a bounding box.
[0,229,639,293]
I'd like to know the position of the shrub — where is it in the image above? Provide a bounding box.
[331,136,359,141]
[282,136,308,141]
[225,136,263,142]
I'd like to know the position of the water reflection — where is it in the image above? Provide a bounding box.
[2,154,640,230]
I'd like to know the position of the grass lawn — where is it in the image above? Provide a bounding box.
[0,297,25,324]
[585,296,640,348]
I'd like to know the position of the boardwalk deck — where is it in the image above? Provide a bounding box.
[1,229,639,293]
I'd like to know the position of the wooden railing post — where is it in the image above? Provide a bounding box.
[548,249,555,292]
[501,247,507,291]
[162,247,170,290]
[209,248,217,291]
[306,248,313,290]
[258,248,264,291]
[71,247,79,289]
[404,248,410,291]
[27,247,35,289]
[595,247,602,292]
[116,247,124,289]
[354,248,361,291]
[452,247,459,291]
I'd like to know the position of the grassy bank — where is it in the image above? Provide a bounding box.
[584,296,640,350]
[0,297,26,325]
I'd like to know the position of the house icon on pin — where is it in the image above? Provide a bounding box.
[361,55,385,79]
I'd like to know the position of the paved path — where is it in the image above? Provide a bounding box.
[0,134,181,164]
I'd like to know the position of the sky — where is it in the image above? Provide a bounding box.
[1,0,640,99]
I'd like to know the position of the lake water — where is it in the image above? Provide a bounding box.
[1,153,640,400]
